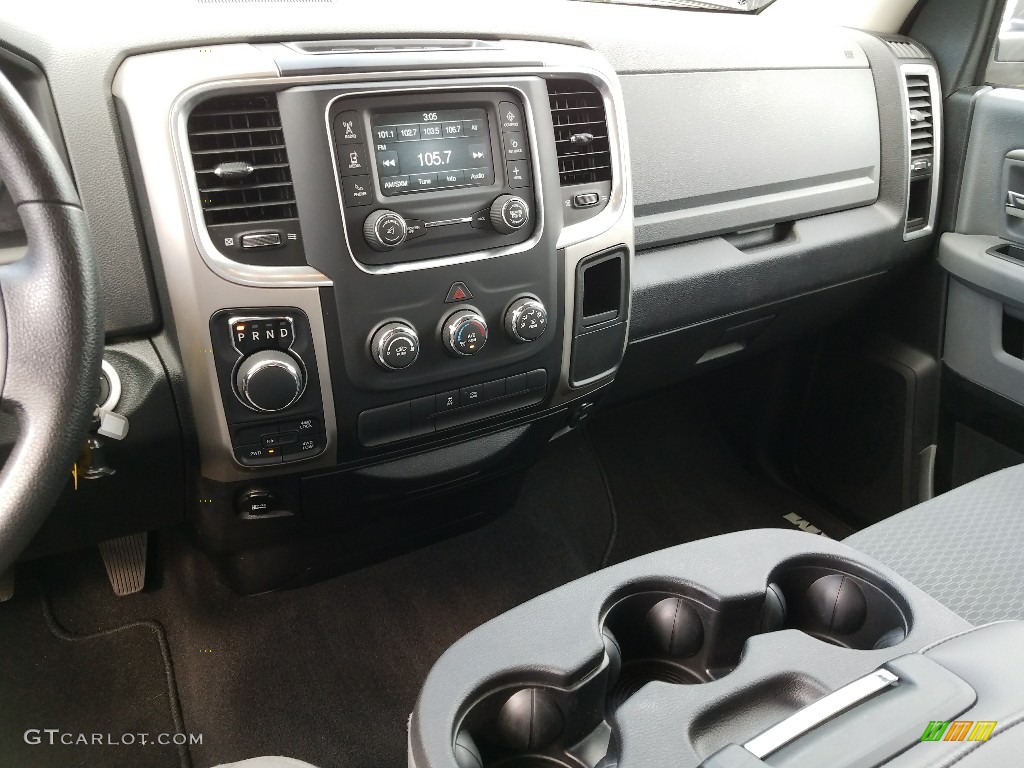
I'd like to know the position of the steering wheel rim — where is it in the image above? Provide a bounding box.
[0,71,102,572]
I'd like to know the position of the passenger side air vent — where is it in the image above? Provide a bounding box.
[904,73,934,159]
[900,67,939,240]
[547,80,612,187]
[186,93,297,227]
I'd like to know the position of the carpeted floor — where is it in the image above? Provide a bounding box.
[0,580,189,767]
[587,390,853,566]
[4,391,848,768]
[33,432,611,768]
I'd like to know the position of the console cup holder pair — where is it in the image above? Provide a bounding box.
[453,562,910,768]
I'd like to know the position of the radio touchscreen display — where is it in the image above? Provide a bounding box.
[371,108,495,196]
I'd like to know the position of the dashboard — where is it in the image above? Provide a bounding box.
[0,4,942,588]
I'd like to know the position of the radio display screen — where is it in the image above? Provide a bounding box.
[371,108,495,196]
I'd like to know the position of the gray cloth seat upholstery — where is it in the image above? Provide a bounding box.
[845,463,1024,625]
[214,758,318,768]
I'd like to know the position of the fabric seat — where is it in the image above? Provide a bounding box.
[844,463,1024,625]
[214,758,319,768]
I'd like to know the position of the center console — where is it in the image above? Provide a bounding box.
[113,40,632,589]
[409,530,1022,768]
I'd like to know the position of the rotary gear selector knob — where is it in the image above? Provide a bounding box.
[235,350,305,412]
[489,195,530,235]
[363,209,408,251]
[504,297,548,343]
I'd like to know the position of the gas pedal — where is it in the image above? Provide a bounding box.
[98,533,148,596]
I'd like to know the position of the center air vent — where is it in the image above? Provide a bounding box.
[904,73,934,159]
[547,80,612,187]
[186,93,297,227]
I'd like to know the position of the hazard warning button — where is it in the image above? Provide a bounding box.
[445,282,473,304]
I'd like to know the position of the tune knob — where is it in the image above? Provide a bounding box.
[363,209,408,251]
[443,309,488,357]
[489,195,531,235]
[369,322,420,371]
[505,297,548,343]
[235,350,305,412]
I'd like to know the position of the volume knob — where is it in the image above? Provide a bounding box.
[363,209,408,251]
[489,195,530,235]
[235,350,305,412]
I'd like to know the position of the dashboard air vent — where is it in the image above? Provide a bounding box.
[547,80,612,187]
[904,73,934,159]
[884,39,926,59]
[186,93,297,227]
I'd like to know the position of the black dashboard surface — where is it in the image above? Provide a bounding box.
[2,1,901,336]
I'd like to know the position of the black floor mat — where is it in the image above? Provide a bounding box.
[38,432,611,768]
[587,389,853,564]
[25,393,848,768]
[0,580,188,768]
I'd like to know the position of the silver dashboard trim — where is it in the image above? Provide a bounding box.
[900,63,942,242]
[171,80,332,288]
[113,41,633,480]
[169,56,629,286]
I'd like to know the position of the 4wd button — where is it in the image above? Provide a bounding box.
[234,443,283,466]
[279,415,323,435]
[283,434,326,460]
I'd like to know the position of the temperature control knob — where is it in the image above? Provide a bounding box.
[235,350,305,412]
[363,209,408,251]
[505,297,548,343]
[369,322,420,371]
[443,309,488,357]
[489,195,531,235]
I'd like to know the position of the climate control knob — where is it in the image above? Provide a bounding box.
[363,209,408,251]
[489,195,531,235]
[442,309,488,357]
[505,297,548,343]
[369,322,420,371]
[235,350,305,412]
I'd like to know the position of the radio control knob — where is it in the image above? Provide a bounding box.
[443,309,488,357]
[505,297,548,343]
[489,195,530,235]
[363,209,408,251]
[235,350,305,412]
[369,322,420,371]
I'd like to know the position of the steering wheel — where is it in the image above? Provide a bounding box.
[0,72,102,573]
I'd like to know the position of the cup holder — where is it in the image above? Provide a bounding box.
[602,592,724,711]
[453,565,912,768]
[767,563,911,650]
[454,684,593,768]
